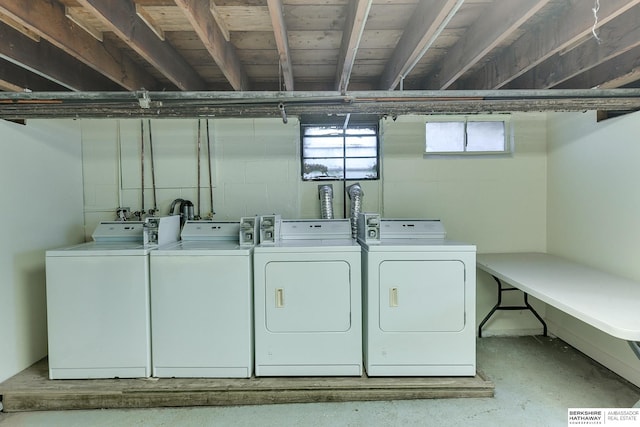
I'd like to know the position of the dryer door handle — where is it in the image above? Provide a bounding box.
[275,288,285,308]
[389,287,399,307]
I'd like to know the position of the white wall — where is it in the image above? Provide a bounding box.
[382,113,548,335]
[547,110,640,387]
[0,119,83,383]
[0,113,548,382]
[81,117,382,232]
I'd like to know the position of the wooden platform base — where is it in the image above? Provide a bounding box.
[0,359,494,412]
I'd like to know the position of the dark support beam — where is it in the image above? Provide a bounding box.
[425,0,551,90]
[1,90,639,119]
[267,0,294,91]
[379,0,461,90]
[555,45,640,90]
[0,0,157,90]
[460,0,640,89]
[0,58,66,91]
[0,22,120,91]
[335,0,371,93]
[505,7,640,89]
[175,0,250,91]
[77,0,206,90]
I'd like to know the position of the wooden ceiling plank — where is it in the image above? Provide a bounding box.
[378,0,461,91]
[0,11,39,42]
[0,22,119,91]
[267,0,294,91]
[65,6,103,41]
[175,0,250,90]
[426,0,551,90]
[0,0,156,90]
[77,0,206,90]
[334,0,371,93]
[506,7,640,89]
[210,1,231,41]
[135,4,165,41]
[462,0,640,89]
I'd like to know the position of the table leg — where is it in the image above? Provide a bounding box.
[478,275,547,338]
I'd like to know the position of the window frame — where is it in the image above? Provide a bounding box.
[300,119,380,181]
[424,115,513,157]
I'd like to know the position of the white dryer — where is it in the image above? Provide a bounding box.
[149,218,257,378]
[45,217,179,379]
[253,218,362,376]
[358,215,476,376]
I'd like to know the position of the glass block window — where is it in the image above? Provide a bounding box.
[301,123,379,180]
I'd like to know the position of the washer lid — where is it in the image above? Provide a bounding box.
[360,238,476,252]
[255,238,361,253]
[151,239,251,256]
[46,241,152,256]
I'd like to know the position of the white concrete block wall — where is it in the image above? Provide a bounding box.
[0,119,84,383]
[547,110,640,387]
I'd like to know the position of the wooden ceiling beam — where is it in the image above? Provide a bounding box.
[379,0,461,91]
[460,0,640,89]
[0,58,65,92]
[267,0,294,91]
[555,46,640,90]
[175,0,250,91]
[0,22,120,91]
[0,0,157,91]
[505,7,640,89]
[335,0,371,93]
[76,0,206,90]
[425,0,551,90]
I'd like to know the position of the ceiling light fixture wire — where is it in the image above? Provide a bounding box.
[592,0,602,44]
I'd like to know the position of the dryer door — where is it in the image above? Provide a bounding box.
[379,260,465,332]
[265,260,352,332]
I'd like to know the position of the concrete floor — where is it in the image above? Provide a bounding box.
[1,336,638,427]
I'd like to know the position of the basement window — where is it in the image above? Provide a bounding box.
[424,116,511,155]
[301,119,379,181]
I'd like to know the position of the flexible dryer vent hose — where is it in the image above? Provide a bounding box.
[347,183,364,238]
[318,184,334,219]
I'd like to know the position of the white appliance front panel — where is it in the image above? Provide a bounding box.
[45,254,150,379]
[265,260,351,333]
[379,260,465,332]
[253,249,362,376]
[362,247,476,376]
[150,253,253,378]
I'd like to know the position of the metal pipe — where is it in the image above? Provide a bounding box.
[168,198,184,215]
[206,119,214,217]
[148,119,157,214]
[140,119,144,214]
[196,119,202,219]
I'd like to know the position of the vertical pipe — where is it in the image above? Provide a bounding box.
[148,119,157,214]
[196,119,202,219]
[140,119,145,214]
[206,119,214,217]
[116,121,123,209]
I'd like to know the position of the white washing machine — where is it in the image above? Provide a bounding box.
[149,218,258,378]
[253,218,362,376]
[358,214,476,376]
[45,217,180,379]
